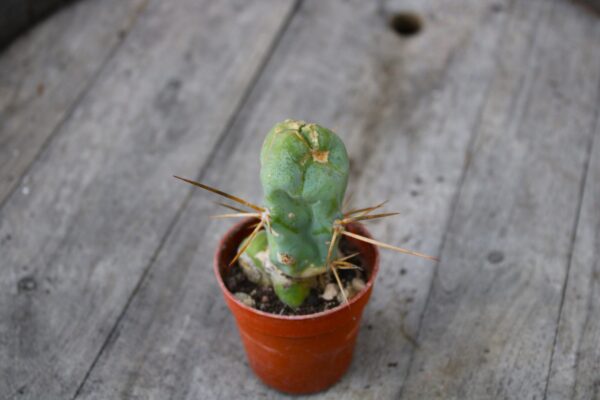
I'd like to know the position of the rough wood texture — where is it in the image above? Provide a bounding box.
[1,0,599,398]
[0,0,295,398]
[545,101,600,398]
[73,0,539,398]
[0,0,147,206]
[399,0,600,398]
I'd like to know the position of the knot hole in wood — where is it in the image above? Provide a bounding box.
[388,12,422,37]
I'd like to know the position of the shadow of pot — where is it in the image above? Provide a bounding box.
[214,218,380,394]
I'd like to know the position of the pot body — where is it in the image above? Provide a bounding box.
[214,218,379,394]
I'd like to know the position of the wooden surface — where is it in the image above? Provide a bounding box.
[0,0,598,399]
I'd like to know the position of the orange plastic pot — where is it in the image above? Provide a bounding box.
[214,218,380,394]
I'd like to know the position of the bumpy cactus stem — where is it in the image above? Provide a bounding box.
[254,120,349,307]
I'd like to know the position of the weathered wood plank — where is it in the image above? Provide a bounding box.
[545,103,600,397]
[74,0,523,398]
[0,1,295,398]
[0,0,147,206]
[398,0,600,398]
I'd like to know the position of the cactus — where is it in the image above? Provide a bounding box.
[255,120,349,306]
[175,119,437,310]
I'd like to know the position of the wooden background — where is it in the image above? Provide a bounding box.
[1,0,599,399]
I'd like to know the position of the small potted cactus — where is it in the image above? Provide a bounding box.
[175,120,436,394]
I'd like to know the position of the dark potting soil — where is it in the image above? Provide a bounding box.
[225,237,369,316]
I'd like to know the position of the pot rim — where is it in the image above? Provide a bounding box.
[213,217,380,321]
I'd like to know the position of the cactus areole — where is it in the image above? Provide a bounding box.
[239,120,350,307]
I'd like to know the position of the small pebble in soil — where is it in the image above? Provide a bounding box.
[352,278,366,292]
[321,283,339,301]
[234,292,255,308]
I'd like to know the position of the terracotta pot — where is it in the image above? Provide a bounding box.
[214,218,380,394]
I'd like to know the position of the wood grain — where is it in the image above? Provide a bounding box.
[0,1,295,398]
[399,0,600,398]
[545,94,600,398]
[73,0,528,398]
[0,0,147,206]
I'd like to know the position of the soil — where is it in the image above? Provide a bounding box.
[225,237,370,316]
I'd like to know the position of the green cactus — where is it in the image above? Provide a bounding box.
[175,119,436,310]
[176,120,437,311]
[237,119,350,307]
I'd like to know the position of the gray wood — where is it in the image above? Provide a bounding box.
[399,0,600,399]
[0,0,147,207]
[0,0,295,398]
[73,0,533,398]
[545,105,600,397]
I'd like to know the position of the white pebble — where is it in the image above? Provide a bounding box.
[22,186,30,195]
[337,288,352,304]
[234,292,256,308]
[352,278,366,292]
[321,283,339,301]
